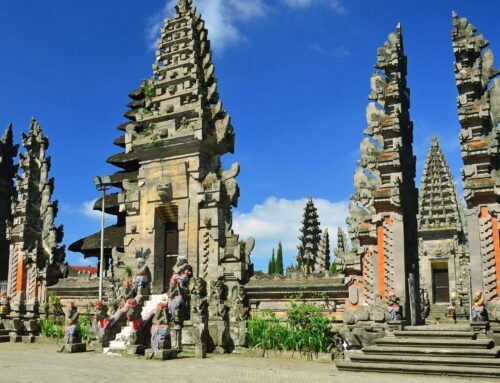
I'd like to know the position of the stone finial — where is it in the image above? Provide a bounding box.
[176,0,192,14]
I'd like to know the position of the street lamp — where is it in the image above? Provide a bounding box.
[93,175,112,301]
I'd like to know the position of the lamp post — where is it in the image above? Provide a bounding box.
[93,176,112,301]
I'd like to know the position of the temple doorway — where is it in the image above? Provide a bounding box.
[156,204,179,291]
[432,263,450,303]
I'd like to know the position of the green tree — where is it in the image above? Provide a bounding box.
[268,248,276,274]
[329,262,337,274]
[276,242,284,275]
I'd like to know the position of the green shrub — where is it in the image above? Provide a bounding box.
[247,303,340,356]
[39,319,55,338]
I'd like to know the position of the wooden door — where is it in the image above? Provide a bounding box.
[433,268,450,303]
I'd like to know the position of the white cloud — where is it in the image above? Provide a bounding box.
[60,200,114,223]
[282,0,346,14]
[146,0,268,52]
[233,197,349,270]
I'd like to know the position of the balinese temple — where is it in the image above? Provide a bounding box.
[7,118,65,318]
[343,24,421,323]
[418,136,469,315]
[452,13,500,308]
[0,125,18,281]
[69,0,254,295]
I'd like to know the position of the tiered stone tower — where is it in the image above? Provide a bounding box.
[418,136,469,312]
[345,25,420,323]
[70,0,254,294]
[316,228,331,273]
[0,124,18,281]
[451,13,500,306]
[296,198,322,274]
[7,118,65,317]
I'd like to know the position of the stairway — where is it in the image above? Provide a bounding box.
[337,324,500,378]
[106,294,167,352]
[0,324,9,343]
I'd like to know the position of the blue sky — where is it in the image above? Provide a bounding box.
[0,0,498,272]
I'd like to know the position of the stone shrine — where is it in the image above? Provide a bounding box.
[418,136,470,319]
[70,0,254,296]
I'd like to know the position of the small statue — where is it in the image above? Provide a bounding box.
[167,258,193,352]
[94,301,111,347]
[132,257,151,296]
[191,277,209,317]
[58,302,86,353]
[471,290,488,322]
[447,300,457,322]
[232,285,250,322]
[420,289,430,320]
[0,292,10,317]
[150,302,171,352]
[126,296,144,346]
[62,302,81,344]
[386,291,401,322]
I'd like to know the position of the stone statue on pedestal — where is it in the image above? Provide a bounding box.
[58,302,86,353]
[386,292,401,322]
[0,292,10,317]
[471,291,488,322]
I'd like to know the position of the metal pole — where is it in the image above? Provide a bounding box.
[98,188,106,301]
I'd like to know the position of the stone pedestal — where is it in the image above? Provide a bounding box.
[195,342,207,358]
[126,345,145,355]
[59,343,87,353]
[145,348,177,360]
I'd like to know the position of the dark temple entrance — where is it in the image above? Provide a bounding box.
[156,204,179,291]
[432,266,450,303]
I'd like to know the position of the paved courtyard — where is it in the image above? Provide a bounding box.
[0,343,479,383]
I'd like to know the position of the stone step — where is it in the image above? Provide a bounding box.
[375,337,493,349]
[404,324,471,332]
[0,335,9,343]
[363,345,500,358]
[336,361,500,378]
[348,353,500,368]
[393,330,475,338]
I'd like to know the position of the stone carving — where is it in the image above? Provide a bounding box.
[420,289,430,319]
[471,290,488,322]
[145,302,177,360]
[386,292,401,322]
[0,292,10,317]
[132,257,151,296]
[126,296,144,346]
[94,301,112,348]
[190,277,210,351]
[58,302,86,353]
[209,280,230,349]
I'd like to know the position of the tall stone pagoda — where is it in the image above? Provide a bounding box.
[0,124,18,281]
[451,13,500,307]
[316,228,331,273]
[418,136,469,312]
[345,24,420,323]
[296,198,322,274]
[70,0,254,294]
[7,118,65,317]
